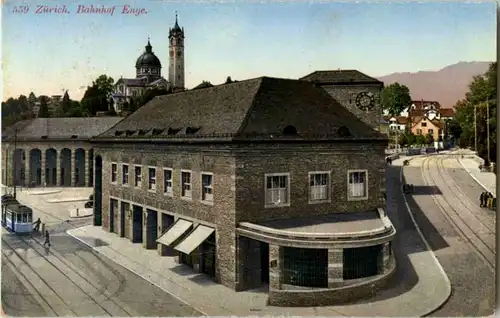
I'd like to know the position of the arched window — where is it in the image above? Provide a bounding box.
[283,125,298,135]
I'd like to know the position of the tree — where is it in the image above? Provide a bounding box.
[447,119,462,140]
[454,62,496,162]
[415,134,426,145]
[93,75,115,97]
[136,87,171,109]
[380,83,412,116]
[38,96,50,118]
[225,76,233,84]
[425,133,434,145]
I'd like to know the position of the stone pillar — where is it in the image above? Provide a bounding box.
[84,150,90,187]
[55,150,60,186]
[71,150,76,186]
[269,244,283,291]
[40,150,46,186]
[24,150,30,188]
[380,242,392,274]
[328,248,343,288]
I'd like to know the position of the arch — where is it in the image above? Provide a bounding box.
[283,125,298,135]
[94,155,103,226]
[45,148,57,186]
[337,126,351,137]
[88,149,94,187]
[59,148,72,186]
[29,149,42,186]
[74,148,86,187]
[13,149,26,186]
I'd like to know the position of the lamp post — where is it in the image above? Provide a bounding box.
[486,98,491,164]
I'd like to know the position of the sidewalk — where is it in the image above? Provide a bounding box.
[458,156,496,196]
[67,217,450,316]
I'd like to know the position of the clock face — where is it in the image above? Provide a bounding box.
[355,92,376,111]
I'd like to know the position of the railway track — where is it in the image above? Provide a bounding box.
[419,155,495,270]
[1,235,136,316]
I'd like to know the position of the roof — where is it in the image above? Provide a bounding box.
[94,76,387,143]
[411,116,444,129]
[135,40,162,68]
[440,108,455,117]
[2,117,123,142]
[411,100,442,110]
[300,70,382,85]
[117,77,148,87]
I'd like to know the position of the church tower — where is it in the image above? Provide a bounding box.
[168,13,185,89]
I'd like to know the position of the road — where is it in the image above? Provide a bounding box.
[1,216,201,316]
[403,154,495,316]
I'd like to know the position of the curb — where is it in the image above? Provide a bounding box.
[458,159,496,197]
[66,228,209,316]
[399,156,452,316]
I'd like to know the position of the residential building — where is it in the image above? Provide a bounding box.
[410,115,445,142]
[91,75,396,306]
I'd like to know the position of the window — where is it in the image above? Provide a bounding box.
[421,122,427,127]
[111,163,117,183]
[309,172,330,203]
[265,173,290,207]
[134,166,142,187]
[122,164,129,185]
[148,167,156,191]
[201,173,213,203]
[428,129,434,135]
[163,168,173,195]
[348,170,368,200]
[181,171,192,199]
[417,129,423,135]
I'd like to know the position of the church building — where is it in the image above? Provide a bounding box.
[110,14,185,113]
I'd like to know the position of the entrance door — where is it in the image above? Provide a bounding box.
[260,242,269,284]
[132,205,143,243]
[120,204,125,237]
[145,209,158,249]
[201,233,216,277]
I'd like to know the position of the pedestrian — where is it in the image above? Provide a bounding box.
[480,192,486,207]
[43,230,50,247]
[389,157,393,165]
[33,218,41,232]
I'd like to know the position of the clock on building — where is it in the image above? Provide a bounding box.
[355,92,376,111]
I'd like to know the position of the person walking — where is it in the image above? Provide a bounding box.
[33,218,41,232]
[43,230,50,247]
[480,192,486,207]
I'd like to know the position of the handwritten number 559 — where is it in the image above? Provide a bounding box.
[12,6,30,14]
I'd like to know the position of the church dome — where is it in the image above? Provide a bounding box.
[135,40,162,68]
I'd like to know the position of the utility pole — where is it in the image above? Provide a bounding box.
[486,98,490,164]
[474,104,477,153]
[13,128,18,199]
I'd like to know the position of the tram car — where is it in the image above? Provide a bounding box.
[3,203,33,234]
[2,194,19,226]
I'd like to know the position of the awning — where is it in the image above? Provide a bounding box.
[156,219,193,246]
[174,225,215,255]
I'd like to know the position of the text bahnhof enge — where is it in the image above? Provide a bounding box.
[14,4,148,16]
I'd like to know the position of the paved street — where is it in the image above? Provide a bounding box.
[1,189,201,317]
[402,154,495,316]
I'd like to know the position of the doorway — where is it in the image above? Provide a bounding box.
[145,209,158,249]
[120,202,126,237]
[94,155,103,226]
[132,205,143,243]
[260,241,269,284]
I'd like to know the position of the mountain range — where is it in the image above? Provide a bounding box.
[377,61,492,108]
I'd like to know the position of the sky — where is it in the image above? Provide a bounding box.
[1,0,497,101]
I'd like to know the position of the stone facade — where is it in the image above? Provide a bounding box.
[95,139,389,293]
[2,141,94,188]
[321,84,383,131]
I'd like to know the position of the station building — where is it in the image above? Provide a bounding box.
[90,75,396,306]
[1,117,122,188]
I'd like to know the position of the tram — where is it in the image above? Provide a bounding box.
[2,199,33,234]
[2,194,19,225]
